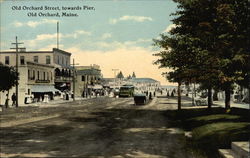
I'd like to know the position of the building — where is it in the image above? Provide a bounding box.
[128,78,161,91]
[75,65,102,97]
[0,48,72,106]
[102,77,161,91]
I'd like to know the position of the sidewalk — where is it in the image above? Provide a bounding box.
[0,96,105,126]
[213,100,250,110]
[0,96,104,115]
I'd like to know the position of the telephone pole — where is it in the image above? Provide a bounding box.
[70,59,79,101]
[10,36,25,108]
[57,21,59,49]
[112,69,119,87]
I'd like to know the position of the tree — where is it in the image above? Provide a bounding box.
[154,0,249,110]
[0,64,19,107]
[127,75,132,79]
[117,71,124,79]
[132,72,136,78]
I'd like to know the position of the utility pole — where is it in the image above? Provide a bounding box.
[112,69,119,87]
[70,59,79,101]
[57,21,59,49]
[10,36,25,108]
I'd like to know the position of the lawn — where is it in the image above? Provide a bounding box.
[166,107,250,158]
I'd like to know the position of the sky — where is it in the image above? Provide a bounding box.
[0,0,178,85]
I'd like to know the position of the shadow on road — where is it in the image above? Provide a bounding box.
[0,108,192,158]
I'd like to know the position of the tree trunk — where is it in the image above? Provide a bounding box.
[225,88,231,110]
[213,90,218,101]
[207,87,212,109]
[177,82,181,110]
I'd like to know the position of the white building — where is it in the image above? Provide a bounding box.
[0,48,72,106]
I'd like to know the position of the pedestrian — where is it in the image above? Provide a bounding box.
[5,93,9,108]
[171,91,174,97]
[149,92,152,100]
[11,93,16,106]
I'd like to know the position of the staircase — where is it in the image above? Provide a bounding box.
[219,142,249,158]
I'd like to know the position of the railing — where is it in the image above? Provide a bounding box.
[55,76,72,82]
[35,80,50,83]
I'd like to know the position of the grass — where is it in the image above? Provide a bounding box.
[166,107,250,158]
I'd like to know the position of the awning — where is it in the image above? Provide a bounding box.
[92,85,103,89]
[31,85,60,93]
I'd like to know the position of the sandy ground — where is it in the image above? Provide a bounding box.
[0,96,194,158]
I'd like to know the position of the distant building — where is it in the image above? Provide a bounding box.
[102,77,160,91]
[75,65,102,97]
[129,78,160,91]
[0,48,72,105]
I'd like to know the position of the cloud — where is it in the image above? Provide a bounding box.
[23,29,91,49]
[68,30,92,37]
[101,33,112,39]
[163,24,176,33]
[13,19,58,28]
[110,15,153,24]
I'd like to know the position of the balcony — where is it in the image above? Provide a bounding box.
[55,76,72,82]
[35,80,50,83]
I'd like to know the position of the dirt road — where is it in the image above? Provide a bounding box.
[0,97,193,158]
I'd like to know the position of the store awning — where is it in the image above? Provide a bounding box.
[31,85,60,93]
[93,85,103,89]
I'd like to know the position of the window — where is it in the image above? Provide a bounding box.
[34,56,38,63]
[57,56,59,64]
[5,56,9,65]
[28,69,30,79]
[82,76,85,81]
[46,56,51,64]
[47,72,49,80]
[62,56,64,65]
[33,70,35,80]
[43,72,46,80]
[37,71,40,80]
[20,56,25,65]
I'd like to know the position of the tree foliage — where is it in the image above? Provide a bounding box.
[132,72,136,78]
[0,64,19,92]
[154,0,250,109]
[117,71,124,79]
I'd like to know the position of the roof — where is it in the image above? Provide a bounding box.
[130,78,159,83]
[53,48,71,56]
[0,48,71,56]
[77,69,101,76]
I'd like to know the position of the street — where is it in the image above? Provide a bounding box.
[0,97,192,158]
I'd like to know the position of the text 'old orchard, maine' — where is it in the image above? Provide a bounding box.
[11,5,95,18]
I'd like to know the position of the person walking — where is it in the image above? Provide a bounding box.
[11,93,16,106]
